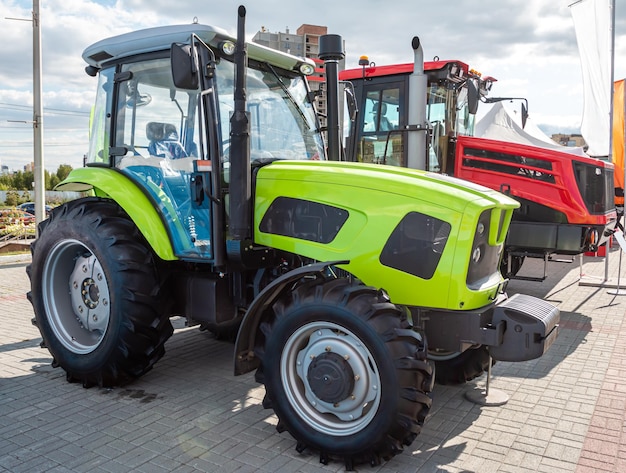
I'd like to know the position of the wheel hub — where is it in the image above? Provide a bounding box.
[81,278,100,309]
[284,325,381,426]
[68,253,110,333]
[307,352,355,404]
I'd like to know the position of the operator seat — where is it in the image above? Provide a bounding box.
[373,103,393,132]
[146,122,188,159]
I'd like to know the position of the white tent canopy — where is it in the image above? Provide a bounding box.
[475,101,590,158]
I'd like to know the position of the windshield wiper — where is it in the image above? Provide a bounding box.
[265,63,311,130]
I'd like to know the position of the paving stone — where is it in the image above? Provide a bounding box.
[2,252,626,472]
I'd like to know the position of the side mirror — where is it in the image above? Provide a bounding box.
[521,101,528,129]
[171,42,199,90]
[467,79,479,115]
[342,81,358,121]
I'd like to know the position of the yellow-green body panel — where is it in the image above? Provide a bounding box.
[58,160,519,311]
[56,167,178,261]
[253,161,518,310]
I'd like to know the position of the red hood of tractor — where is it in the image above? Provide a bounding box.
[454,135,616,226]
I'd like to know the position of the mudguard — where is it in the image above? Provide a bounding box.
[233,260,347,375]
[55,167,177,261]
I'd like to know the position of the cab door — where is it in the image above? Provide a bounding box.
[347,78,406,167]
[111,57,213,260]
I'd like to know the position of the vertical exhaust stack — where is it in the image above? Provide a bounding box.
[319,34,344,161]
[229,5,251,241]
[407,37,428,170]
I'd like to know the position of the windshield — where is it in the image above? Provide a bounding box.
[426,85,448,172]
[216,59,324,161]
[426,83,475,172]
[86,56,324,166]
[454,86,475,136]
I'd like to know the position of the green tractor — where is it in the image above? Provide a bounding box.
[27,6,559,467]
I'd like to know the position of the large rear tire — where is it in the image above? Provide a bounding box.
[27,198,173,387]
[256,277,433,468]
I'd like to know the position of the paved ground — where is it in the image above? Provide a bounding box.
[2,245,626,472]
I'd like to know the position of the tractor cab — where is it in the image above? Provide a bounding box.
[341,59,493,172]
[83,24,324,261]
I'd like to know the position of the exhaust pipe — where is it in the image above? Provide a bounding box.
[229,5,251,241]
[319,34,344,161]
[407,37,428,170]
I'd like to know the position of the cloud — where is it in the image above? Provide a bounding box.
[0,0,624,172]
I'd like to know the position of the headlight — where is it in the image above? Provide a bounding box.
[299,63,315,76]
[220,41,236,56]
[472,245,483,263]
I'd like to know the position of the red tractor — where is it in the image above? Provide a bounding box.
[339,37,617,280]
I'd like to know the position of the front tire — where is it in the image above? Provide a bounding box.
[256,277,433,467]
[27,198,173,387]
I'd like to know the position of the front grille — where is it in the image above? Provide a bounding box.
[466,210,501,286]
[573,161,614,214]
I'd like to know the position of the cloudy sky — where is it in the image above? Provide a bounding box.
[1,0,625,172]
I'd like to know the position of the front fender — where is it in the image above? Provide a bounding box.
[56,167,177,261]
[233,260,347,376]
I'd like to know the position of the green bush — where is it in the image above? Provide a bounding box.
[4,191,20,207]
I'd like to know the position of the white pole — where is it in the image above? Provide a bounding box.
[609,0,615,163]
[32,0,45,234]
[605,0,616,284]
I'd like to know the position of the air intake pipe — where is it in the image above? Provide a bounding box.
[319,34,344,161]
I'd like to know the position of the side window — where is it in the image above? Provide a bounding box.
[426,85,450,172]
[115,66,199,161]
[86,68,114,165]
[361,89,399,134]
[358,86,402,166]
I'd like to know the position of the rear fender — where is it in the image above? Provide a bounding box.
[55,167,177,261]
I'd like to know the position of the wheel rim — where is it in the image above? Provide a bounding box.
[281,321,382,436]
[42,239,111,354]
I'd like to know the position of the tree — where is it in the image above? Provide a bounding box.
[0,164,73,191]
[49,174,60,189]
[56,164,73,182]
[10,171,34,191]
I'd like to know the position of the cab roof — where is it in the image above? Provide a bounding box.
[339,59,496,83]
[83,23,314,73]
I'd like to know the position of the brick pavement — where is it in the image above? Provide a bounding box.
[1,247,626,472]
